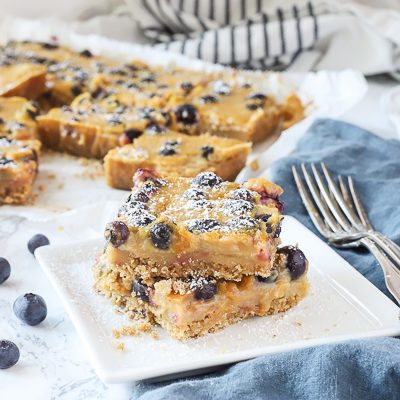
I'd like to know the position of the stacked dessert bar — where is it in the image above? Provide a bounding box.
[94,170,309,339]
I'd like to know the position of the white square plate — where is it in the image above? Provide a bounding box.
[35,216,400,383]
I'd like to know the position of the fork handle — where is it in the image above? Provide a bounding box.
[361,237,400,305]
[367,232,400,269]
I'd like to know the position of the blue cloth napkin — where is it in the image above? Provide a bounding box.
[133,119,400,400]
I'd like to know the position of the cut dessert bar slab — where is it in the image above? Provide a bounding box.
[104,170,283,281]
[0,64,47,99]
[37,93,172,158]
[104,132,251,190]
[0,136,40,204]
[94,246,309,340]
[0,97,40,140]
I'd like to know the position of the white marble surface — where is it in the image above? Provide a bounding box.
[0,75,399,399]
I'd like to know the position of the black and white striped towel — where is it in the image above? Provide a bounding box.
[124,0,400,74]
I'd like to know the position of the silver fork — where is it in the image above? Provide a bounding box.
[293,163,400,304]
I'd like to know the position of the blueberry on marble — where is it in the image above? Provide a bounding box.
[277,246,307,280]
[104,221,130,247]
[0,340,19,369]
[13,293,47,326]
[230,188,255,202]
[201,145,214,159]
[27,234,50,255]
[192,172,222,188]
[256,269,279,284]
[183,188,207,200]
[132,280,150,303]
[194,283,217,301]
[186,218,221,233]
[150,223,173,249]
[223,200,254,215]
[227,216,259,230]
[175,104,199,125]
[199,95,218,104]
[0,258,10,284]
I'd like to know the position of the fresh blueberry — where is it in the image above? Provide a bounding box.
[180,82,194,94]
[230,188,255,202]
[194,283,217,301]
[0,258,10,284]
[274,222,282,238]
[0,340,20,369]
[118,200,147,217]
[277,246,307,280]
[256,269,279,284]
[246,93,267,101]
[42,42,58,50]
[212,80,231,95]
[104,221,130,247]
[159,146,176,155]
[13,293,47,326]
[199,95,218,104]
[79,49,93,58]
[187,218,221,233]
[246,103,260,110]
[192,172,222,187]
[121,128,143,143]
[201,145,214,159]
[132,280,150,303]
[27,234,50,255]
[227,216,259,230]
[175,104,199,125]
[150,223,173,249]
[183,188,206,200]
[70,84,82,96]
[145,122,166,134]
[126,212,156,227]
[223,200,254,216]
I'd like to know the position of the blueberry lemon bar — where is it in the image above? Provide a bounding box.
[37,93,173,158]
[104,132,251,189]
[0,136,40,204]
[93,170,309,339]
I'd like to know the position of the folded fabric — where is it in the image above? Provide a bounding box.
[133,119,400,399]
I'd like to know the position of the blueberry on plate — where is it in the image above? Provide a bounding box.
[105,221,130,247]
[192,172,223,188]
[150,223,173,250]
[278,246,307,280]
[13,293,47,326]
[0,257,11,284]
[0,340,20,369]
[194,283,217,301]
[27,234,50,255]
